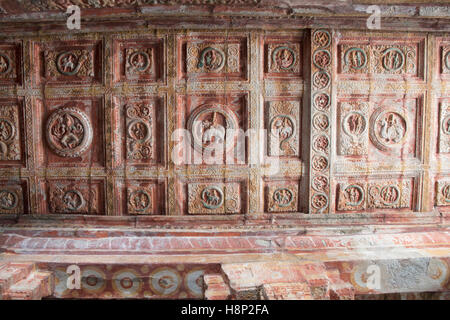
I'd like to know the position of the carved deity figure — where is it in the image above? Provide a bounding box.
[0,55,8,73]
[273,117,293,140]
[275,48,294,69]
[379,113,404,143]
[52,113,83,149]
[61,54,76,73]
[274,189,292,206]
[0,191,15,209]
[384,50,402,70]
[201,112,225,147]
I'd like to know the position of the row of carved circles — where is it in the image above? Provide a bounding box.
[310,29,332,211]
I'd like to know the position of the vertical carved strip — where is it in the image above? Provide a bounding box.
[167,33,177,215]
[309,29,333,213]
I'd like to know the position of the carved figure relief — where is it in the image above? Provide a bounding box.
[49,183,99,214]
[442,46,450,74]
[46,107,93,158]
[267,183,298,213]
[267,101,300,157]
[125,102,154,161]
[369,107,408,152]
[127,186,153,214]
[45,49,94,78]
[339,43,418,76]
[338,102,369,156]
[438,102,450,153]
[187,104,239,153]
[0,105,21,161]
[0,52,12,76]
[125,48,153,76]
[268,44,300,73]
[0,185,23,214]
[188,183,241,214]
[338,180,411,211]
[0,47,17,82]
[187,42,240,74]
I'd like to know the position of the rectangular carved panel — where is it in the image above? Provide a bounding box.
[188,182,241,215]
[36,97,104,168]
[264,36,303,79]
[0,181,26,214]
[112,96,165,168]
[337,36,425,80]
[0,101,25,166]
[34,40,102,85]
[265,99,301,158]
[113,38,164,83]
[39,179,105,214]
[0,42,21,85]
[178,36,247,81]
[115,179,165,215]
[264,179,299,213]
[336,179,414,212]
[435,180,450,207]
[438,101,450,153]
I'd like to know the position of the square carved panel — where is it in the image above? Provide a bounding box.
[438,101,450,154]
[264,178,299,213]
[175,93,248,166]
[113,38,164,83]
[435,179,450,208]
[337,36,425,80]
[34,40,102,85]
[112,96,165,168]
[337,96,422,161]
[187,182,242,215]
[178,35,248,81]
[265,98,301,159]
[0,100,26,167]
[115,179,166,215]
[264,36,303,79]
[0,42,21,85]
[438,39,450,77]
[38,179,105,215]
[336,178,414,212]
[36,97,104,168]
[0,180,27,214]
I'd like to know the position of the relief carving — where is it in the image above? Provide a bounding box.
[125,48,153,76]
[49,183,98,214]
[0,185,23,214]
[438,102,450,153]
[338,101,369,156]
[369,107,407,152]
[337,184,365,211]
[127,186,153,215]
[268,44,300,73]
[187,43,239,74]
[442,46,450,74]
[267,101,300,157]
[267,183,298,213]
[45,49,94,79]
[0,50,15,79]
[436,180,450,206]
[46,106,93,158]
[188,183,241,214]
[125,102,154,161]
[0,105,21,161]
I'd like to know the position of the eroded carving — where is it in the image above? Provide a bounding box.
[267,184,298,213]
[338,101,369,156]
[267,101,299,157]
[125,102,153,161]
[0,105,21,161]
[45,49,94,78]
[188,182,241,214]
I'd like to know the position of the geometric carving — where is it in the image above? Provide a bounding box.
[312,30,331,48]
[0,104,21,161]
[438,102,450,153]
[187,182,241,214]
[338,101,369,156]
[0,184,23,214]
[48,180,102,214]
[266,181,298,213]
[125,102,154,161]
[266,100,300,157]
[46,106,93,158]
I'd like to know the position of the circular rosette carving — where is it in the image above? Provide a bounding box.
[311,193,328,210]
[149,268,181,296]
[0,53,11,75]
[382,48,405,72]
[312,175,328,192]
[187,104,239,153]
[201,186,224,209]
[128,50,151,72]
[112,269,142,297]
[312,155,329,172]
[46,107,93,158]
[313,71,330,89]
[369,107,408,151]
[313,113,330,131]
[344,48,367,70]
[313,92,331,110]
[313,49,331,69]
[127,119,151,143]
[63,190,85,211]
[272,46,297,70]
[0,190,18,210]
[312,30,331,48]
[197,47,225,72]
[184,269,205,297]
[313,134,330,154]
